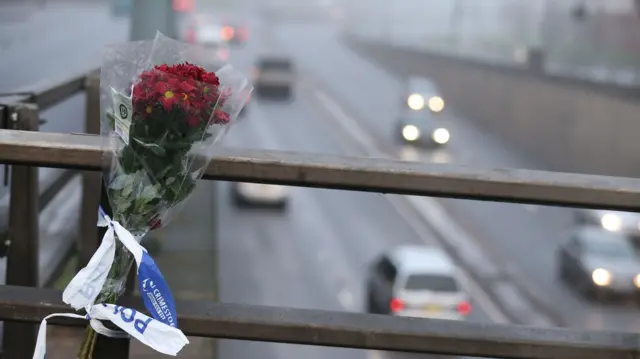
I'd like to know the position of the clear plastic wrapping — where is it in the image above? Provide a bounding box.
[95,31,251,300]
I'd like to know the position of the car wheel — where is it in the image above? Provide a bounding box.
[282,87,292,100]
[395,123,406,144]
[580,279,599,301]
[557,261,566,282]
[274,199,289,210]
[232,187,249,207]
[366,291,377,314]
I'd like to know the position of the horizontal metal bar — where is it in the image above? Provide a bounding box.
[1,130,640,211]
[35,71,94,111]
[12,69,97,111]
[0,285,637,359]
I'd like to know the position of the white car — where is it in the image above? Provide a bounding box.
[192,24,231,62]
[366,245,471,320]
[231,182,289,209]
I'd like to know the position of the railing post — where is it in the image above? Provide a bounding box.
[2,103,40,358]
[78,73,101,269]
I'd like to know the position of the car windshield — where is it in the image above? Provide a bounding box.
[404,274,459,292]
[408,78,438,95]
[586,241,636,259]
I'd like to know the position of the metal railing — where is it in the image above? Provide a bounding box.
[0,70,102,358]
[1,71,640,359]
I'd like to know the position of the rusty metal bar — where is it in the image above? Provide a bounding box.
[34,73,88,111]
[9,69,98,111]
[0,285,637,359]
[1,130,640,211]
[2,105,40,358]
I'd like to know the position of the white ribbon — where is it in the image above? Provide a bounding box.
[32,304,189,359]
[63,212,144,310]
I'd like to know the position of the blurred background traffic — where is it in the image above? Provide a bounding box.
[3,0,640,358]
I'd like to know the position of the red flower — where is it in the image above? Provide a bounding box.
[149,215,162,230]
[186,115,200,128]
[213,109,230,124]
[132,62,231,129]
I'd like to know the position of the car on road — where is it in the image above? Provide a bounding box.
[365,245,471,320]
[220,23,249,45]
[253,57,295,99]
[396,77,450,147]
[574,209,640,243]
[396,112,451,148]
[184,23,231,66]
[557,226,640,300]
[231,182,289,209]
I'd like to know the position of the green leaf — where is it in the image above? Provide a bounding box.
[122,176,134,198]
[138,185,160,205]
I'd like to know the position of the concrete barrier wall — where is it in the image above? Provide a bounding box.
[345,35,640,177]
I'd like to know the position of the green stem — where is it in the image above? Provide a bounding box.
[76,236,136,359]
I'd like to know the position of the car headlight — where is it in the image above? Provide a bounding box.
[428,96,445,112]
[601,213,622,232]
[407,94,424,111]
[432,128,450,144]
[402,125,420,141]
[591,268,612,286]
[634,274,640,288]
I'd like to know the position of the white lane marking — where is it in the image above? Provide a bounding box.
[312,86,510,324]
[314,90,382,156]
[386,195,509,324]
[337,288,355,311]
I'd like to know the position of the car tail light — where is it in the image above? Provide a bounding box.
[389,298,404,313]
[221,26,235,41]
[457,301,471,315]
[172,0,194,12]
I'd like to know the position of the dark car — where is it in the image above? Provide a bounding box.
[396,77,449,147]
[402,77,445,113]
[396,112,450,148]
[253,57,295,99]
[557,226,640,300]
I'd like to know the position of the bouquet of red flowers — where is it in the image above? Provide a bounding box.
[53,32,251,358]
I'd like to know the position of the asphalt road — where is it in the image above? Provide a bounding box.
[268,21,640,331]
[217,19,493,359]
